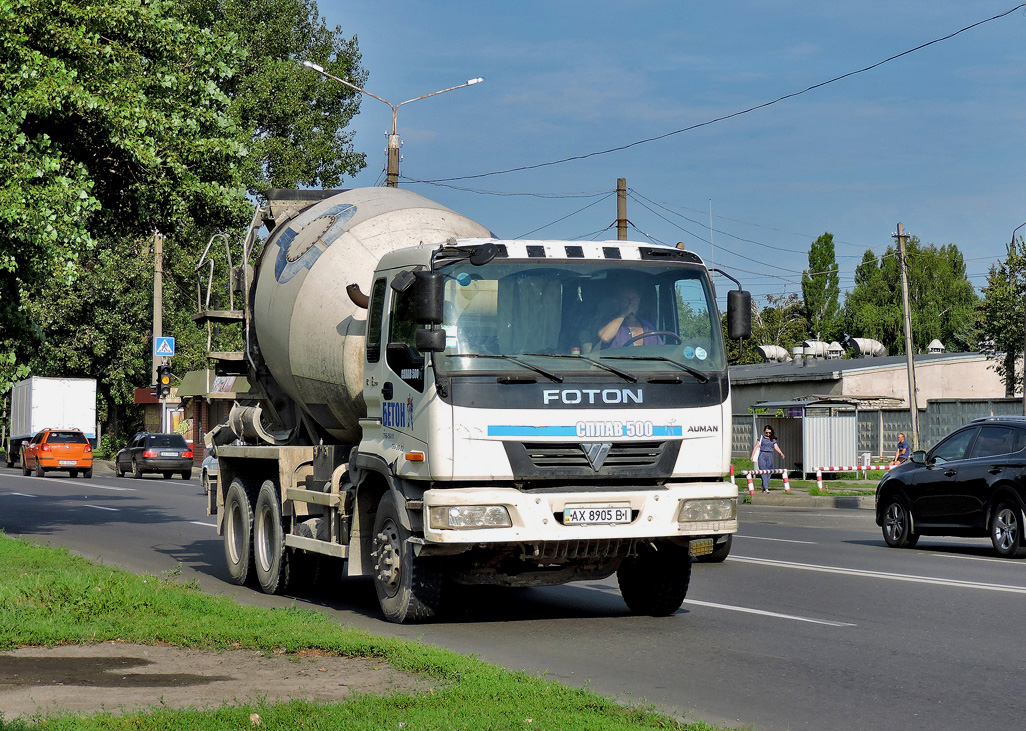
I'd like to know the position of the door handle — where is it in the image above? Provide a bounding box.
[989,467,1002,475]
[944,469,956,477]
[382,381,394,400]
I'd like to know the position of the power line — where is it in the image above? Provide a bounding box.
[513,193,614,239]
[419,5,1026,183]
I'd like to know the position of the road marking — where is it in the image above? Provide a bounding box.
[19,477,135,492]
[736,535,817,545]
[7,492,38,498]
[190,521,216,528]
[730,555,1026,594]
[683,599,856,627]
[937,552,1026,566]
[84,505,118,512]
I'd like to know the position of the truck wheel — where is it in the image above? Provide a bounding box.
[253,479,291,594]
[695,534,732,563]
[371,492,443,623]
[224,478,257,586]
[34,459,45,478]
[617,541,692,616]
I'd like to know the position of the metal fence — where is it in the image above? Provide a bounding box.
[733,398,1024,463]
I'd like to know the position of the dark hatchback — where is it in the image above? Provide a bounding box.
[115,432,193,480]
[876,417,1026,557]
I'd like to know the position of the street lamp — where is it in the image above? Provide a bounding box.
[302,60,483,187]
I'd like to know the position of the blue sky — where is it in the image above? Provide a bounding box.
[316,1,1026,307]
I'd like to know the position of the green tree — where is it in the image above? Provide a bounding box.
[979,239,1026,396]
[801,232,841,341]
[181,0,367,192]
[726,292,808,365]
[0,0,253,422]
[842,237,979,355]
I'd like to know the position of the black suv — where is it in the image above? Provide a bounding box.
[876,417,1026,557]
[115,432,193,480]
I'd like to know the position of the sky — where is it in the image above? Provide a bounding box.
[315,1,1026,308]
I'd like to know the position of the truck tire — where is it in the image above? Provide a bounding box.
[371,492,443,623]
[617,541,692,616]
[224,478,257,586]
[253,479,291,594]
[695,534,732,563]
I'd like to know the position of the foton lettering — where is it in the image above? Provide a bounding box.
[542,388,643,406]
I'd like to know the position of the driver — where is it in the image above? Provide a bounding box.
[597,286,663,348]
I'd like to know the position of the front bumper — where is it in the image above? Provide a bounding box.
[422,481,737,544]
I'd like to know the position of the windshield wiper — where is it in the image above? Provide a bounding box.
[444,353,563,383]
[520,353,637,383]
[601,355,710,383]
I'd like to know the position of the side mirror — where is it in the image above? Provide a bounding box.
[416,328,446,352]
[910,450,927,465]
[414,270,444,325]
[727,289,752,340]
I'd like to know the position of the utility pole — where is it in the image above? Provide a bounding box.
[616,178,627,240]
[152,230,163,387]
[895,222,921,449]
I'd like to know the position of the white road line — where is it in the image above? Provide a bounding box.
[7,492,38,498]
[735,535,817,545]
[936,552,1026,566]
[84,505,118,512]
[18,477,135,491]
[730,555,1026,594]
[683,599,856,627]
[190,521,216,528]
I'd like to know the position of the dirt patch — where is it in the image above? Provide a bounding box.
[0,642,433,719]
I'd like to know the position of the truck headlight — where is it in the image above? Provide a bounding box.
[678,499,736,523]
[429,505,512,530]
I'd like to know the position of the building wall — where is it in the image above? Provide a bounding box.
[841,356,1005,405]
[729,376,842,414]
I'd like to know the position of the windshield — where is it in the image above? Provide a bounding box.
[434,259,725,376]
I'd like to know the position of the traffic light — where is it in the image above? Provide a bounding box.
[157,363,172,399]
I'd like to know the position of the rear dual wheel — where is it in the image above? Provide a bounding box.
[253,479,291,594]
[224,478,256,586]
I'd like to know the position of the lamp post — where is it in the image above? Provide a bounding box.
[1013,221,1026,416]
[302,61,483,187]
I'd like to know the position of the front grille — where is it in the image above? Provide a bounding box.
[522,441,665,469]
[503,440,681,480]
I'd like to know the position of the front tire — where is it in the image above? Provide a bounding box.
[882,497,919,548]
[224,478,256,586]
[21,452,30,476]
[991,502,1026,558]
[617,541,692,616]
[371,492,443,623]
[253,479,290,594]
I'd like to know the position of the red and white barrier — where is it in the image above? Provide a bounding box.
[743,469,790,494]
[730,464,736,486]
[816,463,898,488]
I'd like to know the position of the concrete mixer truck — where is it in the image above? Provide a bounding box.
[199,186,751,623]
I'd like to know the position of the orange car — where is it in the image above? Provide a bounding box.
[21,428,94,478]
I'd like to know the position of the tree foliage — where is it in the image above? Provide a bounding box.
[1,0,366,438]
[181,0,366,192]
[801,232,841,342]
[978,238,1026,396]
[727,293,808,365]
[842,237,979,355]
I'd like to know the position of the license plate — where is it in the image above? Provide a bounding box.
[59,460,77,466]
[563,504,631,526]
[160,451,180,457]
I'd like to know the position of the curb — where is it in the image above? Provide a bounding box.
[740,493,875,510]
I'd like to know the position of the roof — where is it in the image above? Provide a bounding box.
[729,351,986,384]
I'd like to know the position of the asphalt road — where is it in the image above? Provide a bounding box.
[2,464,1025,731]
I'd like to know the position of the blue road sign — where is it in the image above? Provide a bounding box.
[154,337,175,356]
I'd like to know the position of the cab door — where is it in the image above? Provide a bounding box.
[380,273,428,464]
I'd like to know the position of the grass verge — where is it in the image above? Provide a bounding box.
[0,533,729,731]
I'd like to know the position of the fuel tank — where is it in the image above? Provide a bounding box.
[251,187,492,442]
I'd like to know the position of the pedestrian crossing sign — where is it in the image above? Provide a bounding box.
[154,337,175,356]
